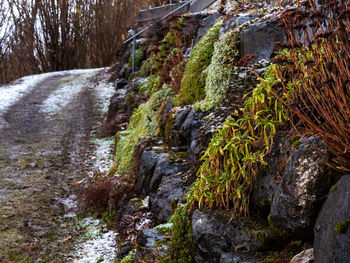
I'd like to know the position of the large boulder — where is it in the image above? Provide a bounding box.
[219,14,259,38]
[270,137,340,239]
[150,176,188,223]
[240,20,286,60]
[136,150,186,196]
[251,136,290,215]
[314,175,350,263]
[136,150,160,195]
[167,108,206,150]
[191,210,268,263]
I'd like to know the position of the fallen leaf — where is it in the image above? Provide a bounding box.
[28,246,37,251]
[63,235,72,242]
[69,180,83,185]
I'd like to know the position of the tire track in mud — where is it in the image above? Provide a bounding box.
[0,70,111,262]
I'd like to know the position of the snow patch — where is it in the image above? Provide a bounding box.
[40,69,103,116]
[0,69,104,129]
[72,218,117,263]
[91,137,115,174]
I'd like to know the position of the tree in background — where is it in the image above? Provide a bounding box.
[0,0,148,84]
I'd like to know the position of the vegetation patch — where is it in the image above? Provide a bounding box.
[274,0,350,171]
[174,21,222,106]
[335,218,350,234]
[167,202,194,262]
[114,87,174,174]
[190,63,292,216]
[195,29,240,111]
[139,74,160,95]
[129,47,145,68]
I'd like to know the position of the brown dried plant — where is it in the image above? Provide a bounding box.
[275,0,350,171]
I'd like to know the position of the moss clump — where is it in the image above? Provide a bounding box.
[129,47,145,68]
[154,222,173,234]
[174,21,222,106]
[195,30,239,111]
[335,218,350,233]
[139,74,160,95]
[120,249,136,263]
[168,202,194,262]
[114,87,174,174]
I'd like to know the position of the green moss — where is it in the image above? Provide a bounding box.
[174,21,222,106]
[330,185,338,192]
[129,47,145,68]
[114,87,174,174]
[120,249,136,263]
[195,30,240,111]
[168,202,194,262]
[335,217,350,233]
[286,179,292,186]
[154,222,173,234]
[139,74,160,95]
[141,54,158,76]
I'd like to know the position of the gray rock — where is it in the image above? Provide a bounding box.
[192,210,265,263]
[135,229,167,262]
[168,108,206,150]
[219,14,259,38]
[290,248,314,263]
[150,176,188,223]
[114,79,128,90]
[161,100,173,124]
[119,63,132,79]
[251,136,290,215]
[314,175,350,263]
[270,137,339,238]
[195,13,222,44]
[136,150,160,194]
[137,229,164,248]
[240,20,286,60]
[149,154,184,191]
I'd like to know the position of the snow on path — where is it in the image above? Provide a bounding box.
[0,68,104,129]
[40,68,104,116]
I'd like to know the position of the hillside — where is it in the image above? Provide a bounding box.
[0,0,349,262]
[91,0,350,262]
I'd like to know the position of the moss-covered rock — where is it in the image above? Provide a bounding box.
[114,87,174,175]
[167,203,194,262]
[174,21,222,106]
[195,30,240,112]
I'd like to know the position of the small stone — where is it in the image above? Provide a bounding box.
[290,248,314,263]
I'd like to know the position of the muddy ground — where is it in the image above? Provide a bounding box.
[0,70,115,262]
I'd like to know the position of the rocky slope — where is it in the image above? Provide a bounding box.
[87,0,350,262]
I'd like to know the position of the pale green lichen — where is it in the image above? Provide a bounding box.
[114,86,174,174]
[139,74,160,95]
[174,21,222,106]
[195,30,240,112]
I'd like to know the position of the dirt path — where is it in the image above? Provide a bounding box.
[0,69,115,262]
